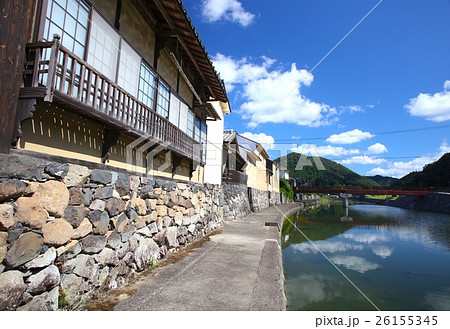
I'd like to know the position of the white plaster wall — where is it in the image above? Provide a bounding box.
[204,101,225,185]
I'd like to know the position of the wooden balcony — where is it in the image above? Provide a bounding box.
[222,169,248,185]
[19,36,202,164]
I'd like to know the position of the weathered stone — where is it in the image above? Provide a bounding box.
[168,208,176,217]
[105,198,125,216]
[89,199,105,212]
[121,224,136,242]
[65,254,98,280]
[136,226,152,237]
[72,218,92,239]
[115,173,130,196]
[45,163,69,179]
[153,231,165,245]
[63,164,91,187]
[176,182,187,190]
[169,191,179,204]
[69,188,84,206]
[57,240,81,260]
[60,273,83,307]
[156,205,167,216]
[177,226,188,237]
[179,197,193,209]
[127,209,139,222]
[0,155,46,181]
[0,179,27,202]
[149,222,158,234]
[64,206,89,228]
[32,180,70,217]
[130,197,147,215]
[5,232,43,268]
[0,232,7,263]
[25,247,56,269]
[107,231,124,250]
[26,265,60,295]
[0,203,15,229]
[14,197,48,229]
[82,235,107,254]
[90,169,113,185]
[114,213,129,233]
[96,211,110,235]
[83,188,93,206]
[146,198,157,210]
[165,226,178,248]
[42,219,73,246]
[95,247,119,266]
[188,223,196,234]
[134,238,160,271]
[17,286,59,311]
[0,270,26,310]
[94,186,115,200]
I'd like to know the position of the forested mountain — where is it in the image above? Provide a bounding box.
[276,153,380,187]
[391,153,450,189]
[365,175,399,187]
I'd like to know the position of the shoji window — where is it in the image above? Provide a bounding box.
[117,40,141,98]
[43,0,89,59]
[156,81,170,118]
[187,110,194,138]
[178,102,189,134]
[87,10,120,82]
[138,62,156,110]
[169,94,181,127]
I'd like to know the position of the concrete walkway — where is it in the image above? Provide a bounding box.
[114,203,302,311]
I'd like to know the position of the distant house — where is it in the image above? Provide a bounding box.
[222,130,280,193]
[1,0,230,184]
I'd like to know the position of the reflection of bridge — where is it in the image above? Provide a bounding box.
[294,187,430,196]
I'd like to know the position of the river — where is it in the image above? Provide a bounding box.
[282,202,450,311]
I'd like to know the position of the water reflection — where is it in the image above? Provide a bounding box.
[282,202,450,310]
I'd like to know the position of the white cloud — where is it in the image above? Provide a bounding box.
[201,0,255,26]
[371,245,394,258]
[340,156,386,165]
[292,241,364,254]
[367,143,388,154]
[366,140,449,178]
[326,129,375,144]
[405,80,450,122]
[212,53,337,127]
[342,232,389,244]
[330,255,380,273]
[291,144,360,157]
[240,132,275,150]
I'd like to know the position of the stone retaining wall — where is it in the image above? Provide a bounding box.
[0,153,252,310]
[386,193,450,214]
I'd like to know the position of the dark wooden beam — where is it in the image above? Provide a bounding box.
[114,0,122,30]
[101,128,121,163]
[0,0,37,153]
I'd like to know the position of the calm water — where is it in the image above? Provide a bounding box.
[282,202,450,311]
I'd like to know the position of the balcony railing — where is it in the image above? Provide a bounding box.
[21,35,201,163]
[222,169,248,185]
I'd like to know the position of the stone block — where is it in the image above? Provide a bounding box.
[63,164,91,187]
[82,235,107,254]
[0,203,15,230]
[25,265,60,295]
[0,179,27,202]
[5,232,43,268]
[0,270,26,310]
[42,219,73,246]
[14,197,48,229]
[32,180,70,217]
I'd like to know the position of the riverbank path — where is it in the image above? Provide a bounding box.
[113,203,302,311]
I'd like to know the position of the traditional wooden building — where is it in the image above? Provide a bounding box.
[222,130,280,193]
[2,0,230,183]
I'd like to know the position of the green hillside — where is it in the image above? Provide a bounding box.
[366,175,399,187]
[276,153,380,187]
[391,153,450,189]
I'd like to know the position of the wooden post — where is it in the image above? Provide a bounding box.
[0,0,37,153]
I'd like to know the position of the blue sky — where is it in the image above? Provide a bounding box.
[183,0,450,178]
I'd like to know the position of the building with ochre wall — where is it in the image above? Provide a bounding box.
[9,0,230,184]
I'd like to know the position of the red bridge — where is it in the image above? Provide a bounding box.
[294,187,430,196]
